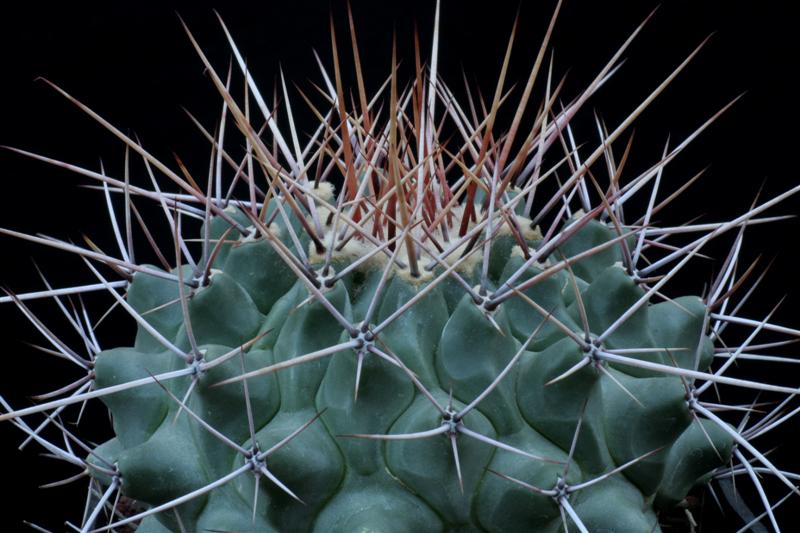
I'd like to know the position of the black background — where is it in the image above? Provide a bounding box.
[1,0,799,530]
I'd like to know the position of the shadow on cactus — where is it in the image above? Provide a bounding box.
[2,2,799,531]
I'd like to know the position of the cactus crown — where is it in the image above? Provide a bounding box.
[2,2,799,531]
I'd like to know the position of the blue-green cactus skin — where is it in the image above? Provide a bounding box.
[88,210,733,532]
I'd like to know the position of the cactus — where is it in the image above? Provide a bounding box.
[2,2,799,531]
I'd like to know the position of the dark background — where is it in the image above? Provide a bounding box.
[1,0,798,530]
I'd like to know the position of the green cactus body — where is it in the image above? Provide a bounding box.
[88,206,732,532]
